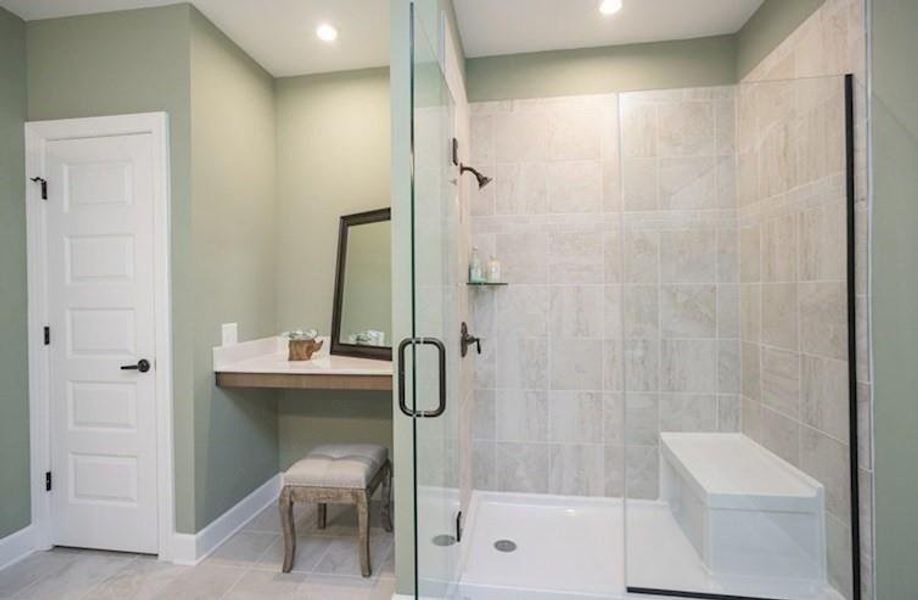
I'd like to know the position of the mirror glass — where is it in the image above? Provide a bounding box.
[331,209,392,359]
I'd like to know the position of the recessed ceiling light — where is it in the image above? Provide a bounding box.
[599,0,623,16]
[316,23,338,42]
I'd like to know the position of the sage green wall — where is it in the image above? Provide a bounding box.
[465,35,736,101]
[275,68,390,334]
[25,3,198,533]
[871,1,918,596]
[274,67,393,471]
[278,392,393,470]
[735,0,826,78]
[188,7,279,531]
[0,7,30,540]
[26,4,280,534]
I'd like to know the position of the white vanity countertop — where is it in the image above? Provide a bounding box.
[213,336,392,376]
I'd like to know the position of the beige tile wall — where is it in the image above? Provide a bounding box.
[466,4,870,597]
[469,87,739,500]
[617,86,742,500]
[739,0,871,598]
[469,94,625,497]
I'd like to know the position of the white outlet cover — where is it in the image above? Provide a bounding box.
[221,323,238,346]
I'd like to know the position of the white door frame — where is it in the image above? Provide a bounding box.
[24,112,175,560]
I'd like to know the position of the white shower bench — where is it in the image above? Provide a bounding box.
[660,432,826,582]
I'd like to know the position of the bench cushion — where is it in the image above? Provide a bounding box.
[285,444,387,489]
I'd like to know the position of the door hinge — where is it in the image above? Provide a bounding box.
[43,326,50,346]
[30,177,48,200]
[45,471,52,492]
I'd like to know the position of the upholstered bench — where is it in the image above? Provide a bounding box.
[278,444,392,577]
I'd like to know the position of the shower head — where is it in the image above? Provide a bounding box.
[460,164,493,190]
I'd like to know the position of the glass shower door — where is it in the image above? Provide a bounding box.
[399,3,462,598]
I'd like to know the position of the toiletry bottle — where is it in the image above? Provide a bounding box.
[469,247,484,283]
[487,255,502,283]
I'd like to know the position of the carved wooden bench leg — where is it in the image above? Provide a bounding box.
[357,491,371,577]
[381,461,393,533]
[317,503,327,530]
[279,486,296,573]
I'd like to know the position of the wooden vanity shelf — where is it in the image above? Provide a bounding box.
[216,371,392,391]
[214,336,393,392]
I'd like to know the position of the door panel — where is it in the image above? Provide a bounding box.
[46,133,158,553]
[407,3,462,596]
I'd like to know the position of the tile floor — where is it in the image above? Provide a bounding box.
[0,502,395,600]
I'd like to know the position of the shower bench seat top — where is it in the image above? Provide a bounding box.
[661,432,824,514]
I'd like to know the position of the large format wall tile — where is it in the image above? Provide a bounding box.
[549,229,604,284]
[496,442,550,493]
[549,444,604,496]
[496,389,548,442]
[548,161,603,213]
[658,101,715,157]
[495,163,548,215]
[660,285,717,338]
[549,391,603,443]
[761,347,801,418]
[660,229,718,284]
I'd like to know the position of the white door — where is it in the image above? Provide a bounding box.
[44,132,159,553]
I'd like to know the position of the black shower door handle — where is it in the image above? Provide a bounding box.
[397,337,447,418]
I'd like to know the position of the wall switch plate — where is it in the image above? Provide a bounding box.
[221,323,238,346]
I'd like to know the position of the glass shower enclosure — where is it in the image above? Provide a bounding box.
[397,3,865,596]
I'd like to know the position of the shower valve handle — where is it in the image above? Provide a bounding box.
[460,322,481,358]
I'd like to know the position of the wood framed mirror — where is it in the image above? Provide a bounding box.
[330,208,392,360]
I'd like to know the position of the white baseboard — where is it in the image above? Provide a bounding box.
[0,525,38,571]
[170,473,282,566]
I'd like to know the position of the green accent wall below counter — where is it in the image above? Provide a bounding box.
[278,391,393,471]
[0,6,30,540]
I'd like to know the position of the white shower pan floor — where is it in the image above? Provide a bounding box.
[455,491,845,600]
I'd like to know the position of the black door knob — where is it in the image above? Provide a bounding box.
[121,359,151,373]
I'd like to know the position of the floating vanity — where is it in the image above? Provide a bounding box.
[214,336,392,391]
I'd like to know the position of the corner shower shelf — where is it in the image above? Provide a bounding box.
[467,281,508,287]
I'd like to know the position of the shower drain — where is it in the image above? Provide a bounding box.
[432,534,457,547]
[493,539,517,552]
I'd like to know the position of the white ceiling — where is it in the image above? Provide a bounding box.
[0,0,391,77]
[454,0,765,58]
[0,0,765,76]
